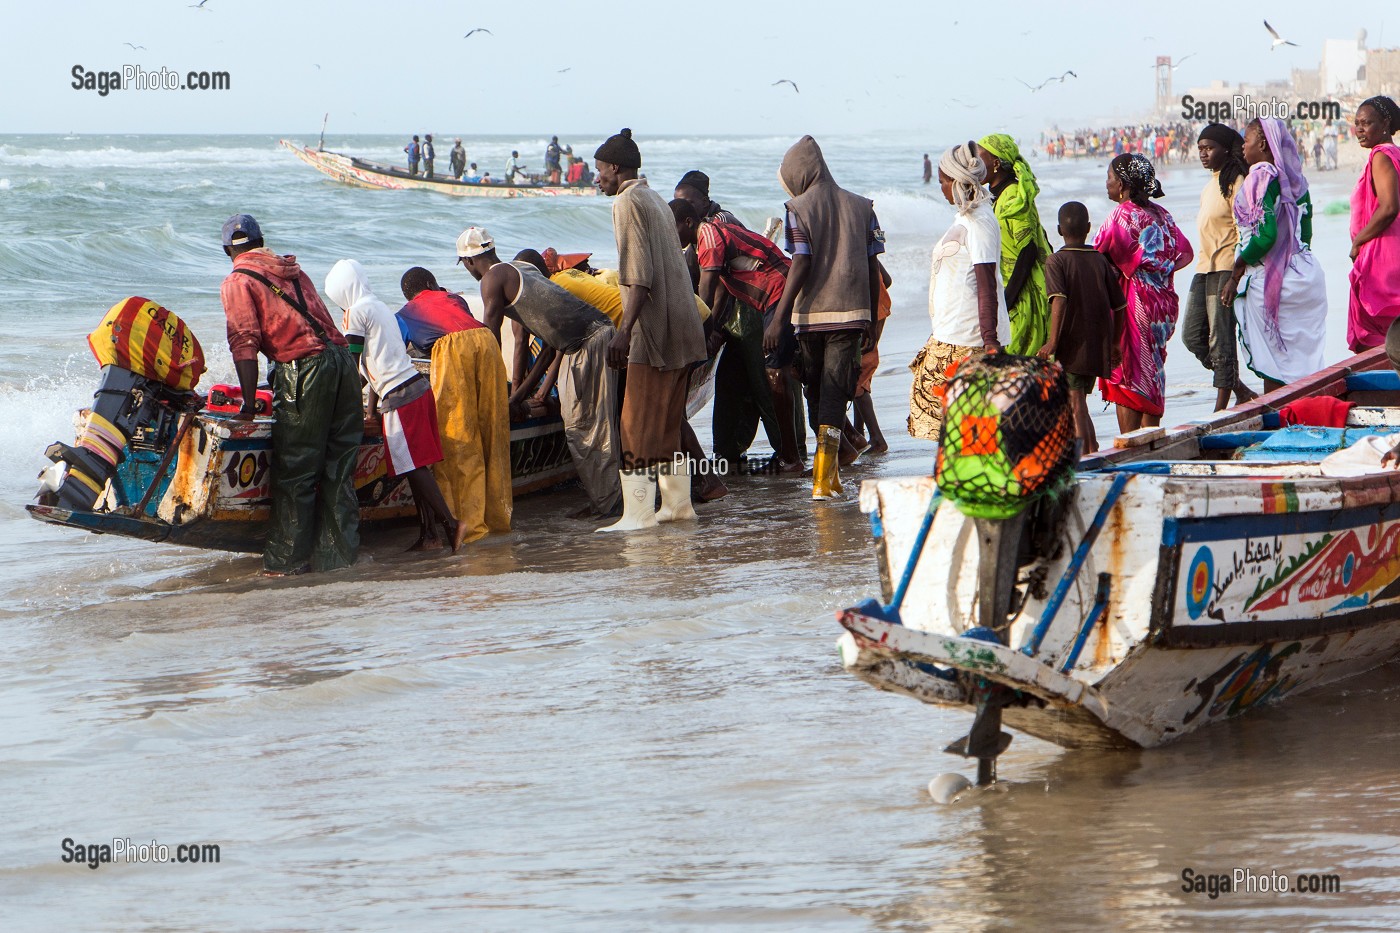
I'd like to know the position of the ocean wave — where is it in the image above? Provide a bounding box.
[0,144,287,170]
[0,225,214,286]
[0,365,95,498]
[864,187,951,238]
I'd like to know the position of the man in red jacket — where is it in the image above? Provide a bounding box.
[219,213,362,576]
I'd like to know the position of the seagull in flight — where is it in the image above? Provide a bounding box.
[557,67,571,73]
[464,27,493,38]
[188,0,210,8]
[123,42,146,50]
[1264,20,1298,50]
[772,79,799,93]
[1017,70,1077,92]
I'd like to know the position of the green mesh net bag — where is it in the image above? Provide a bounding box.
[934,353,1078,519]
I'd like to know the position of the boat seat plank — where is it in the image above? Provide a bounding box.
[1201,432,1272,450]
[1345,371,1400,391]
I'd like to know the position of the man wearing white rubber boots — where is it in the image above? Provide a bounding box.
[593,128,708,531]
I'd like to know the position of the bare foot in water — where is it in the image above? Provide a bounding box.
[408,532,447,552]
[839,433,867,467]
[451,519,471,553]
[694,474,729,502]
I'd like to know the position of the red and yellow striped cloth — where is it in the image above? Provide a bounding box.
[88,297,206,391]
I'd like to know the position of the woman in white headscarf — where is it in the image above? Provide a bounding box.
[908,142,1011,441]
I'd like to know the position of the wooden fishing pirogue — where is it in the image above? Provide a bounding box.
[27,364,574,553]
[29,327,722,553]
[838,348,1400,782]
[279,141,598,198]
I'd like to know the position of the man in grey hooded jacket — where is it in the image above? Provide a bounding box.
[764,136,884,500]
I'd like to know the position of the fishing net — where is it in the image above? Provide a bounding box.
[934,353,1077,520]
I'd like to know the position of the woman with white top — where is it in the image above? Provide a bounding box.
[908,142,1010,441]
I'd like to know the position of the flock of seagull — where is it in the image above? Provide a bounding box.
[128,15,1301,105]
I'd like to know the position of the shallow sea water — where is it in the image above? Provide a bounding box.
[1,134,1396,930]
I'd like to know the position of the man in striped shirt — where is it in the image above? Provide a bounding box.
[672,200,803,470]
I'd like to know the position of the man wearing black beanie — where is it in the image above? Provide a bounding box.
[593,129,708,532]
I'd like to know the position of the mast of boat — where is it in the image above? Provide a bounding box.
[317,113,329,152]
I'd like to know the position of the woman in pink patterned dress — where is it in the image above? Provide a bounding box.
[1096,154,1194,433]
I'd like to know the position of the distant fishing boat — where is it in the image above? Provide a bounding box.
[838,348,1400,784]
[279,140,598,199]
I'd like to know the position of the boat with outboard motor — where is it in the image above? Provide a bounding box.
[837,347,1400,784]
[27,297,722,553]
[279,140,598,198]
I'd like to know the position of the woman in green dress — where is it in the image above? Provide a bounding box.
[977,134,1052,355]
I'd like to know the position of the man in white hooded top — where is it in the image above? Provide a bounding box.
[324,259,466,552]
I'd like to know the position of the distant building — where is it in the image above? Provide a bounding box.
[1321,33,1367,96]
[1367,47,1400,97]
[1292,67,1321,100]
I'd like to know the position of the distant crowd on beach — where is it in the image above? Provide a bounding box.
[1035,119,1350,171]
[913,96,1400,458]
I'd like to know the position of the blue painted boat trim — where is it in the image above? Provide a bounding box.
[1059,574,1112,673]
[888,491,942,614]
[1024,473,1131,657]
[1200,432,1272,449]
[1345,371,1400,391]
[1163,499,1400,546]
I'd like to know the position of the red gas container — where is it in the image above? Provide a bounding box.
[205,384,273,415]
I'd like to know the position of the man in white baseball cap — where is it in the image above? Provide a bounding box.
[456,226,494,262]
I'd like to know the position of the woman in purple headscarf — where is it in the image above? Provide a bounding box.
[1221,117,1327,393]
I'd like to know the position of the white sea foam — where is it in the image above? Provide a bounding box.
[0,144,287,170]
[0,365,93,501]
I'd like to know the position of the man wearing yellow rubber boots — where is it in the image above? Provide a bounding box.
[764,136,885,499]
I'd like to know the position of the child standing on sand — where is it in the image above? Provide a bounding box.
[1038,202,1126,455]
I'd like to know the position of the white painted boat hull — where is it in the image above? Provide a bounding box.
[840,348,1400,749]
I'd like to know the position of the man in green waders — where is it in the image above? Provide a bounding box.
[218,214,362,576]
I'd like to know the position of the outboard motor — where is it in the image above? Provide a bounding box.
[934,353,1078,784]
[37,297,205,512]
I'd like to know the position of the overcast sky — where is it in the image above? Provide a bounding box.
[2,0,1392,136]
